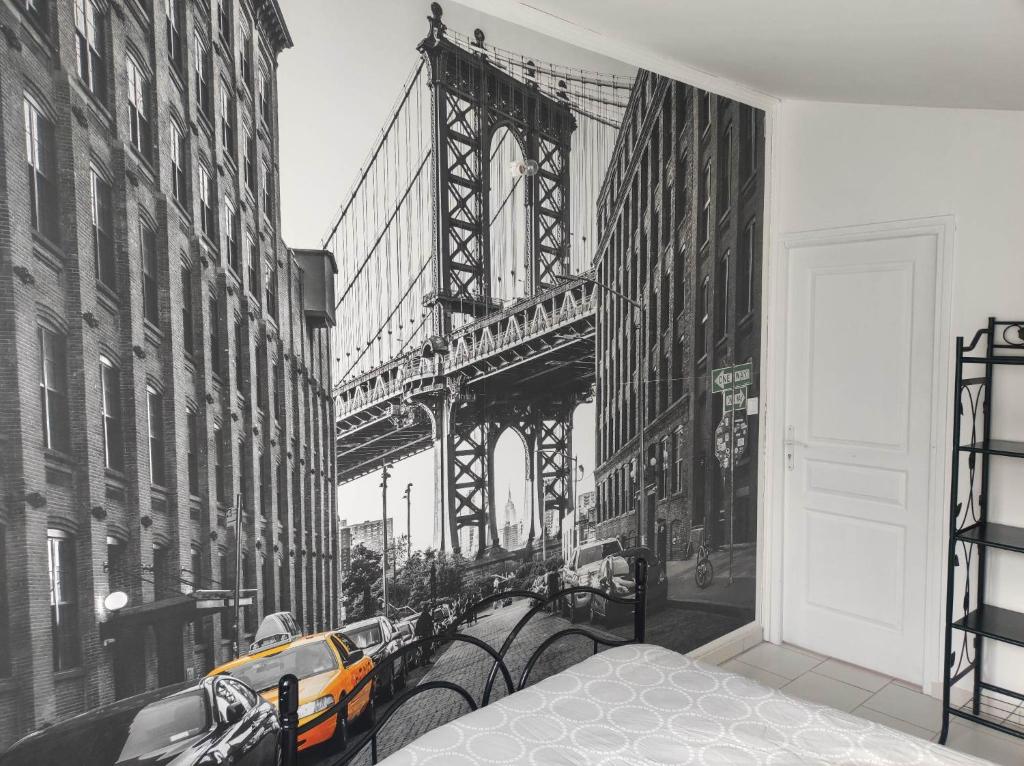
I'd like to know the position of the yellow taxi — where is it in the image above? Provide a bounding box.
[209,631,373,751]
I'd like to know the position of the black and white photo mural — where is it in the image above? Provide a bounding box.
[283,1,765,761]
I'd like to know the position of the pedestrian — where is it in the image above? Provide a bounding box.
[415,603,434,666]
[546,568,561,615]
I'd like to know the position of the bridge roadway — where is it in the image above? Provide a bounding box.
[334,273,596,484]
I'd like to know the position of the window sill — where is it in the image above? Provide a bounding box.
[170,197,192,226]
[44,448,73,468]
[105,468,127,485]
[168,65,187,96]
[73,80,114,128]
[96,281,119,311]
[196,114,214,138]
[54,667,85,682]
[32,231,63,263]
[717,208,733,227]
[143,320,163,345]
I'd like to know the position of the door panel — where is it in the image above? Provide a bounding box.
[783,231,938,682]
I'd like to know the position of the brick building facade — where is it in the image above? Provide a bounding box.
[0,0,338,747]
[592,71,764,564]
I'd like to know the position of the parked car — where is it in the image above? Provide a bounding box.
[344,615,408,701]
[620,546,669,605]
[0,675,279,765]
[209,631,373,752]
[560,538,624,620]
[394,619,419,668]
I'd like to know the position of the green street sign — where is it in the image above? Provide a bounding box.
[712,362,753,394]
[723,387,747,412]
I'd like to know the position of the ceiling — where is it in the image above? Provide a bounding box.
[467,0,1024,110]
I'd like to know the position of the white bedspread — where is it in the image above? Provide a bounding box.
[378,643,991,765]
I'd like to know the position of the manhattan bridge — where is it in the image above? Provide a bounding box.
[328,4,630,557]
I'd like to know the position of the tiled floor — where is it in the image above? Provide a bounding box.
[725,642,1024,765]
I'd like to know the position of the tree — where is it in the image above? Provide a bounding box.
[343,543,382,621]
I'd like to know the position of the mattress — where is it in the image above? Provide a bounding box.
[378,643,991,765]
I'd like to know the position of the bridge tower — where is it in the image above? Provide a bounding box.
[416,4,581,557]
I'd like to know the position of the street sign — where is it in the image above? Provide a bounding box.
[711,366,733,393]
[733,417,748,460]
[712,362,753,393]
[714,418,731,469]
[723,387,747,412]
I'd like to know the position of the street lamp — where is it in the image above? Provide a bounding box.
[553,273,650,547]
[403,482,413,561]
[380,464,392,617]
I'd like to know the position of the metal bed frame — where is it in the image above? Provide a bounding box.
[277,557,648,765]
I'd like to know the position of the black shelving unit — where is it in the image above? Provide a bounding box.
[940,318,1024,743]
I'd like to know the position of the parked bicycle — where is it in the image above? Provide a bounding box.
[695,532,714,589]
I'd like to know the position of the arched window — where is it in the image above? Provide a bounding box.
[147,383,166,486]
[23,94,59,242]
[100,354,124,470]
[38,323,70,452]
[48,528,80,671]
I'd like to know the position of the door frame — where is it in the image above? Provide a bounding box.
[761,216,955,691]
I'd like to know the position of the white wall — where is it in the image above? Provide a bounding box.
[774,100,1024,694]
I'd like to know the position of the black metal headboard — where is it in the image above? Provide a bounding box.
[278,557,649,765]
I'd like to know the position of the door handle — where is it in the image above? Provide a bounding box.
[784,426,807,471]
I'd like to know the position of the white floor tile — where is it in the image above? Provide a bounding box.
[782,643,828,662]
[782,671,873,713]
[862,682,943,732]
[945,719,1024,766]
[721,659,790,689]
[735,642,822,680]
[814,657,891,693]
[852,704,937,740]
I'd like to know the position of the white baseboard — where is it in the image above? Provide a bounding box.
[686,620,764,665]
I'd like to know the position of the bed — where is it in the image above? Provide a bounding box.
[278,560,991,766]
[376,643,990,765]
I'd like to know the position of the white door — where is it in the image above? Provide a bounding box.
[782,231,938,683]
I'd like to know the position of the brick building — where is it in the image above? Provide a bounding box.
[0,0,338,747]
[592,71,764,564]
[339,517,394,573]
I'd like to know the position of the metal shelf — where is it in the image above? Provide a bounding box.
[961,440,1024,459]
[953,606,1024,649]
[956,523,1024,555]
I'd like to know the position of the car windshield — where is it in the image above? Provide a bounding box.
[579,541,621,567]
[607,556,630,577]
[116,692,209,762]
[347,623,384,649]
[226,641,338,692]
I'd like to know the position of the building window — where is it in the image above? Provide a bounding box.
[259,453,269,517]
[659,437,669,499]
[276,460,285,521]
[181,262,194,354]
[265,261,278,321]
[696,276,709,361]
[39,325,70,452]
[100,355,123,470]
[24,0,49,28]
[715,255,729,340]
[187,409,199,496]
[74,0,106,103]
[214,426,226,502]
[0,525,8,677]
[126,56,151,160]
[239,25,253,89]
[261,160,274,220]
[217,0,231,44]
[673,153,687,225]
[189,543,203,597]
[91,169,115,290]
[48,529,80,672]
[193,33,211,119]
[234,319,245,392]
[141,221,159,326]
[224,198,239,272]
[147,385,166,486]
[199,164,214,240]
[165,0,183,71]
[740,219,756,317]
[258,67,272,128]
[209,294,222,376]
[272,360,282,421]
[170,122,187,205]
[699,91,711,135]
[717,124,733,216]
[242,127,256,193]
[220,80,235,154]
[699,161,711,248]
[673,428,684,493]
[255,343,268,409]
[152,544,171,598]
[245,233,259,300]
[24,96,59,243]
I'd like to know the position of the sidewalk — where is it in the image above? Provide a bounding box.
[666,542,756,615]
